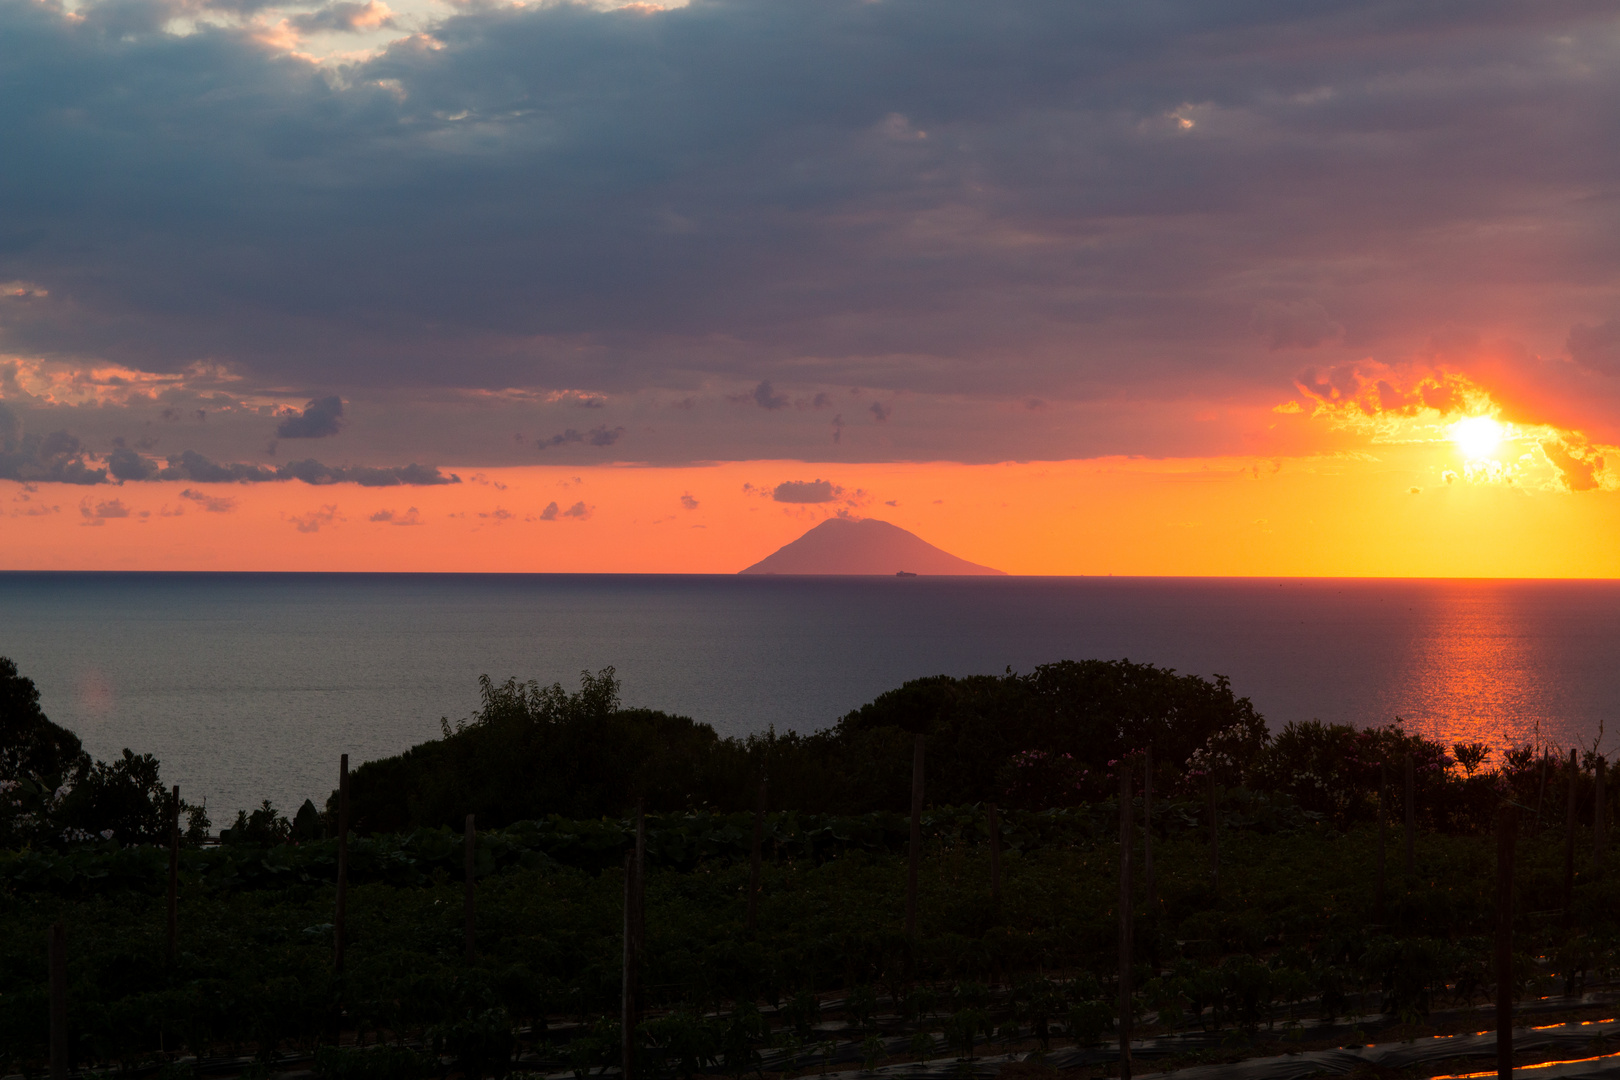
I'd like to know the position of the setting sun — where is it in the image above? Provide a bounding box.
[1451,414,1504,460]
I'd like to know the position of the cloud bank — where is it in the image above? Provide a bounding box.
[2,0,1620,469]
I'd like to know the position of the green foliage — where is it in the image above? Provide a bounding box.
[344,669,758,830]
[0,658,204,848]
[859,1034,884,1072]
[843,984,877,1030]
[56,749,173,845]
[5,653,1620,1078]
[0,812,1614,1078]
[0,656,86,789]
[1453,742,1490,776]
[1064,998,1113,1046]
[342,660,1268,829]
[222,801,293,846]
[642,1010,715,1079]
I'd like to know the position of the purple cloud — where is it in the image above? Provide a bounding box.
[0,0,1617,467]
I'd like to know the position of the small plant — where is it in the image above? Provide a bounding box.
[817,1040,835,1075]
[904,985,939,1023]
[565,1017,621,1079]
[722,1003,769,1078]
[784,990,820,1037]
[1065,1000,1112,1047]
[1453,743,1490,776]
[845,984,878,1031]
[1013,977,1066,1050]
[644,1010,719,1080]
[944,1008,990,1060]
[860,1035,885,1073]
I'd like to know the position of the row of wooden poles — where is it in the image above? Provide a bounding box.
[1372,749,1606,920]
[40,747,1605,1080]
[1111,748,1605,1080]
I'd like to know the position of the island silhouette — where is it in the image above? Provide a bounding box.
[739,517,1006,575]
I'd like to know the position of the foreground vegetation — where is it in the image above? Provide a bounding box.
[5,799,1620,1077]
[1,656,1616,1077]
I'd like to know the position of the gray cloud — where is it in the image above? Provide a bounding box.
[749,382,789,411]
[80,497,130,520]
[1,0,1619,460]
[108,446,157,481]
[275,396,345,439]
[0,405,460,485]
[150,451,458,486]
[1252,300,1344,351]
[1568,319,1620,377]
[180,487,237,512]
[0,405,108,485]
[536,425,624,450]
[286,1,391,34]
[773,479,837,503]
[537,499,590,521]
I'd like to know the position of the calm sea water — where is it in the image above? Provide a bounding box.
[2,573,1617,819]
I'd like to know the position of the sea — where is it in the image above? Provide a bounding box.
[2,572,1617,820]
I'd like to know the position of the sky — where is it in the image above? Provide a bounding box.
[4,0,1620,574]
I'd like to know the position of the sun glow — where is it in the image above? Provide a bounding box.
[1451,415,1504,461]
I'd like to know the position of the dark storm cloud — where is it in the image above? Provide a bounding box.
[275,396,345,439]
[3,0,1620,459]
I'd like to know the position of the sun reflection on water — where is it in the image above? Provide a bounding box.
[1376,582,1594,758]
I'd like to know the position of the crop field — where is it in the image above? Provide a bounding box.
[4,795,1620,1079]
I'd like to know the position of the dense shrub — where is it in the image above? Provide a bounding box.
[0,658,204,847]
[342,669,757,832]
[345,660,1268,829]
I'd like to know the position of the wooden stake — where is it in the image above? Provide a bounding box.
[1536,749,1549,831]
[1565,748,1577,922]
[1404,753,1416,877]
[906,734,924,939]
[1207,771,1219,893]
[167,784,179,967]
[622,847,636,1080]
[49,922,66,1080]
[464,813,477,961]
[1496,804,1517,1080]
[623,802,645,1080]
[334,753,349,973]
[747,779,766,932]
[1143,748,1154,912]
[1594,757,1607,865]
[988,801,1002,917]
[1118,764,1133,1080]
[1376,763,1386,919]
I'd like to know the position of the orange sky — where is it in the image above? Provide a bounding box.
[7,416,1619,576]
[8,2,1620,579]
